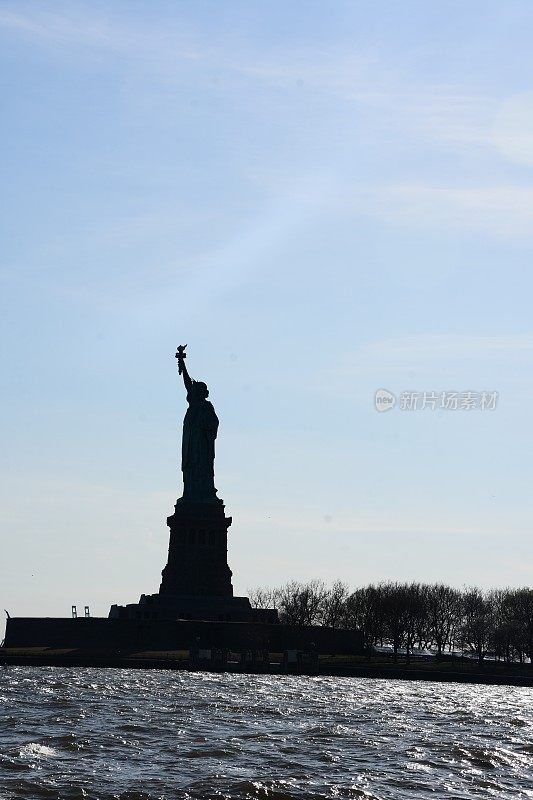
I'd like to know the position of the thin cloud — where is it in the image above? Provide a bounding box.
[319,335,533,384]
[338,184,533,240]
[0,2,517,181]
[0,6,203,60]
[359,334,533,362]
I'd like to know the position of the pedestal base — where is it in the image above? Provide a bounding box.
[159,500,233,597]
[109,499,278,623]
[110,592,259,623]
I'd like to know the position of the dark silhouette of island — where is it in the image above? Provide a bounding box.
[4,346,532,687]
[2,345,365,666]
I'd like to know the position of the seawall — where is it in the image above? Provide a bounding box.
[3,616,363,654]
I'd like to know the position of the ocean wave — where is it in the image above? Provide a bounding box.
[19,742,58,758]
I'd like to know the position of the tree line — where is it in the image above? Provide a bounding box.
[249,581,533,665]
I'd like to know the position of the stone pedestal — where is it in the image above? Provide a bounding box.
[159,500,233,597]
[109,497,275,623]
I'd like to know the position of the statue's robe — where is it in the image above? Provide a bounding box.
[181,398,219,502]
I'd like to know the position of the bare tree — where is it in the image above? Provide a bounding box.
[248,586,280,610]
[461,587,494,665]
[426,583,461,658]
[343,585,384,655]
[277,580,327,627]
[507,588,533,665]
[404,583,427,664]
[320,581,350,628]
[380,582,410,663]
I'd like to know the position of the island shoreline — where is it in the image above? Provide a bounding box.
[1,650,532,688]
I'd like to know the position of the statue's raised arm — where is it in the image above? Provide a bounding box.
[176,344,193,393]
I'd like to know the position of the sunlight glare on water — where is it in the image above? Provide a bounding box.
[0,667,532,799]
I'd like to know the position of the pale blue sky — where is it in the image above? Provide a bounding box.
[1,1,533,627]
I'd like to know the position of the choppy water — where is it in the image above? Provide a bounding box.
[0,668,532,799]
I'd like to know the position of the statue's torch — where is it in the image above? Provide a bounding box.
[175,344,187,374]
